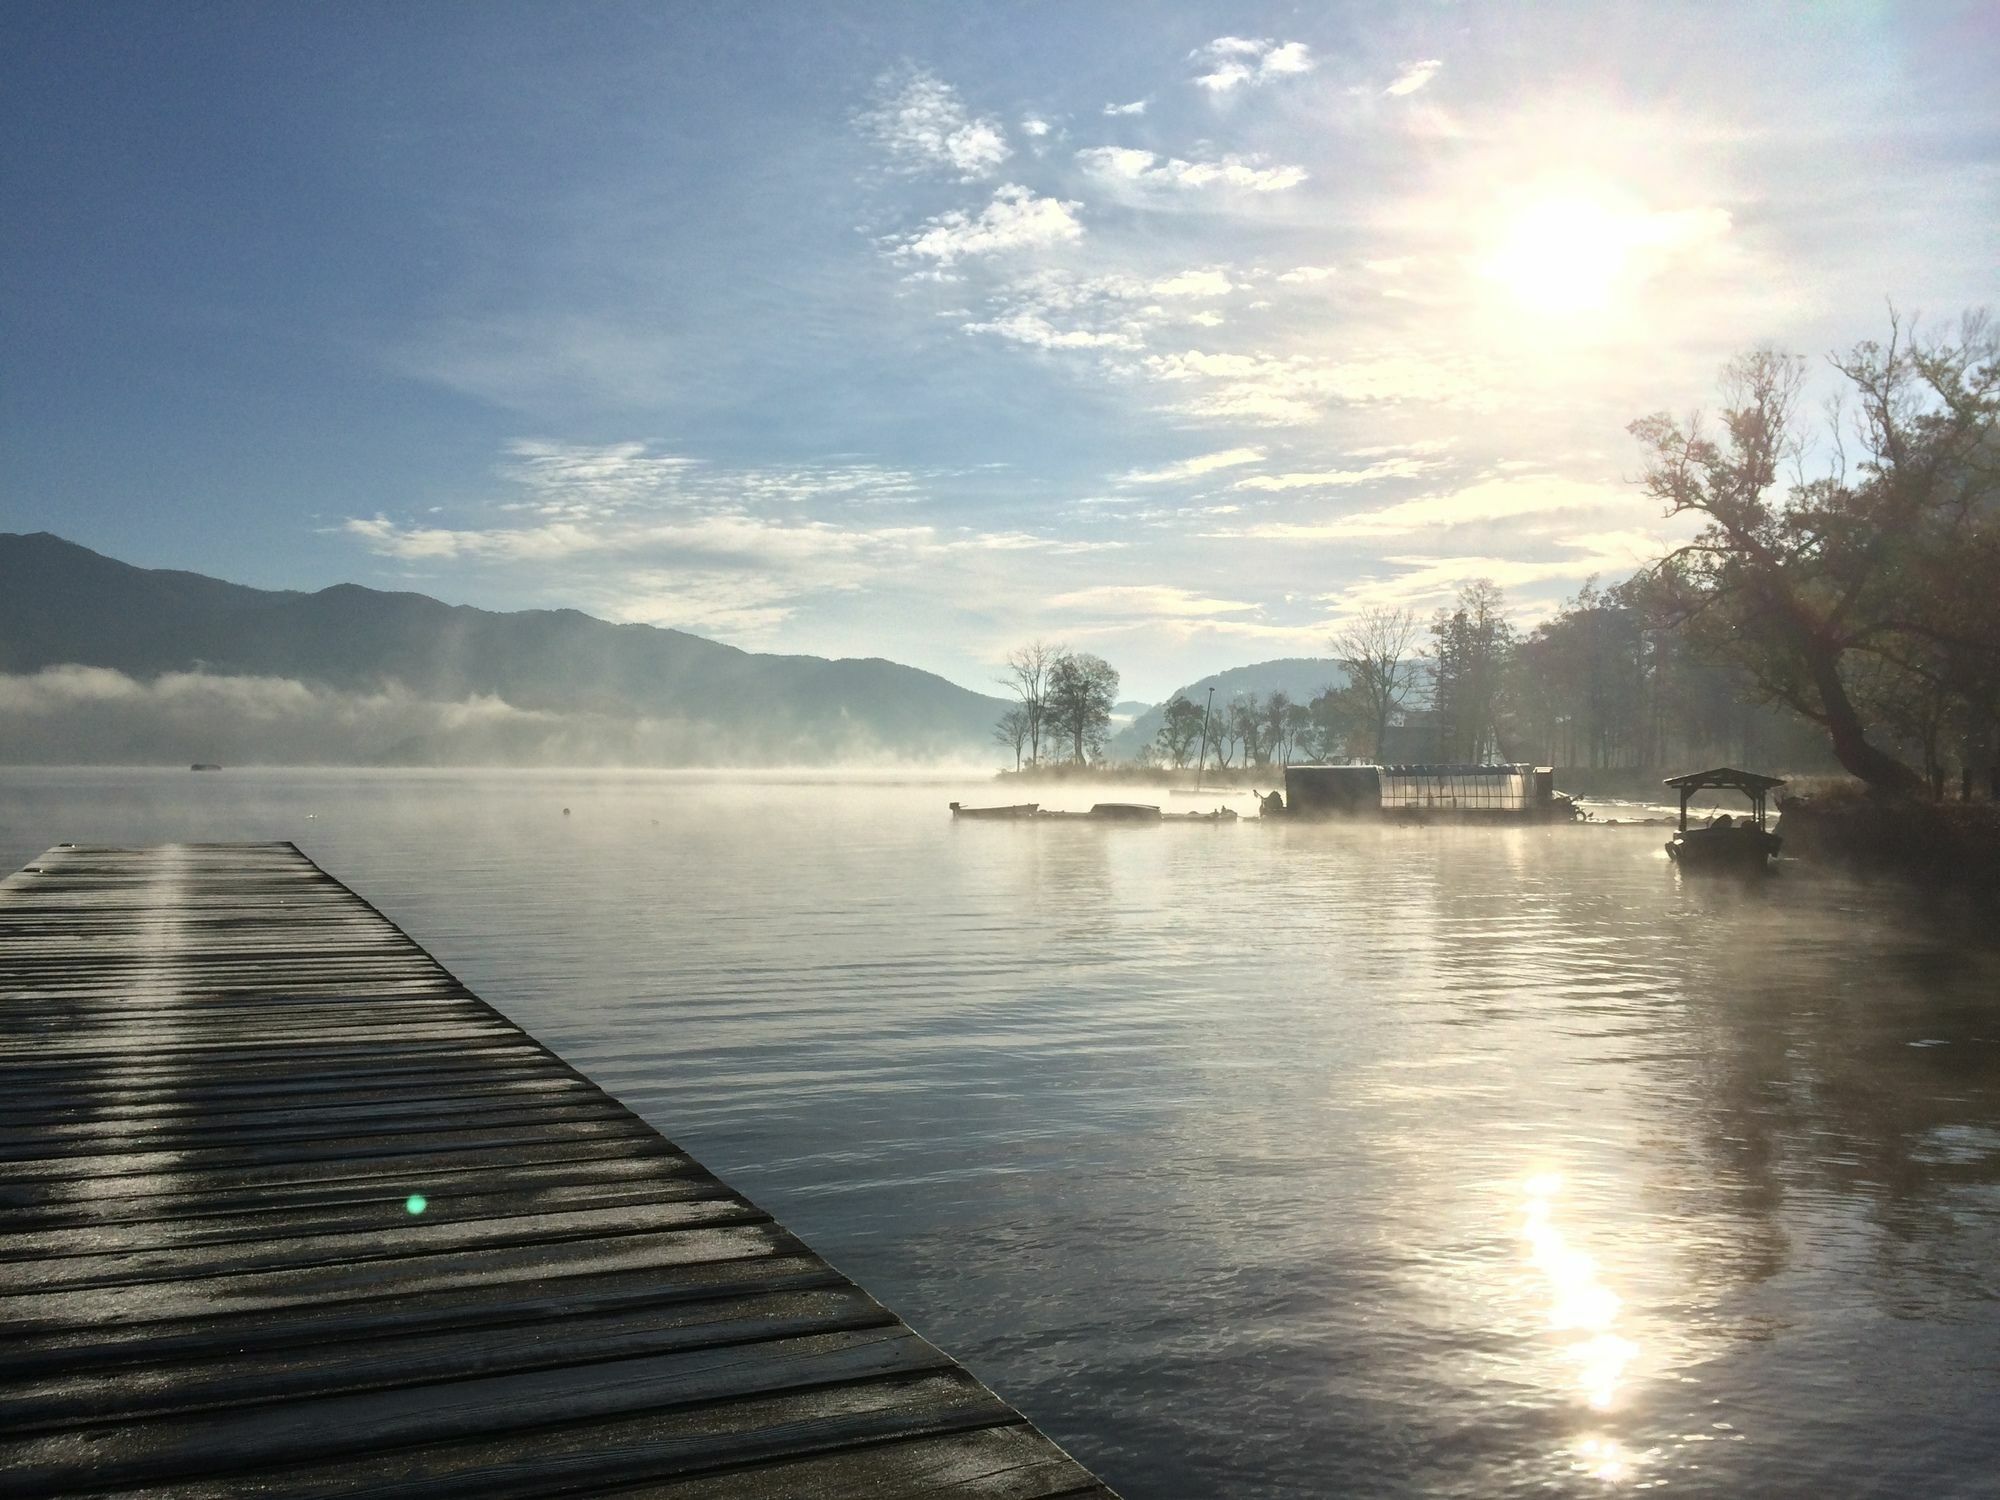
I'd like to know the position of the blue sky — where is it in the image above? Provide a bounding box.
[3,2,1995,700]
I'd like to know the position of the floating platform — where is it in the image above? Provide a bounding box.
[0,842,1116,1498]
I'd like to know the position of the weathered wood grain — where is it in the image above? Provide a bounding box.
[0,843,1113,1499]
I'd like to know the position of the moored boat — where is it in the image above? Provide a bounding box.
[1087,802,1161,822]
[1662,767,1785,870]
[948,801,1039,819]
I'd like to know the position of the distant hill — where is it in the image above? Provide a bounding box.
[0,533,1011,765]
[1110,657,1348,759]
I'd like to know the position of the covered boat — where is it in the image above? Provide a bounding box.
[1662,767,1784,870]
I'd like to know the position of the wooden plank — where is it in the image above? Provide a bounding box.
[606,1425,1118,1499]
[0,843,1117,1497]
[1,1253,849,1380]
[0,1150,694,1232]
[1,1284,893,1431]
[61,1371,1019,1500]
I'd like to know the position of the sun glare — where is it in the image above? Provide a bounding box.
[1485,196,1637,315]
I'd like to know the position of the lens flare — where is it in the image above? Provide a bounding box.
[405,1194,428,1215]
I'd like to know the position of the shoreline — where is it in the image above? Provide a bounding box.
[1777,795,2000,889]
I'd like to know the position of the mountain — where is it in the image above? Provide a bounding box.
[1110,657,1349,759]
[0,533,1011,765]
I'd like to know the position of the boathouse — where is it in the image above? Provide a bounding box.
[1283,763,1568,820]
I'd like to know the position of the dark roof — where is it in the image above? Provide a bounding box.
[1662,766,1787,792]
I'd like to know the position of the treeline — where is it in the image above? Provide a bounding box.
[995,309,1998,797]
[1118,580,1829,777]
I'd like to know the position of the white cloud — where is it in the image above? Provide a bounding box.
[1231,457,1444,492]
[1140,348,1488,425]
[1103,99,1147,117]
[1191,36,1317,92]
[338,437,1133,651]
[860,69,1010,179]
[1076,146,1307,193]
[1046,584,1260,619]
[1021,116,1051,138]
[1224,475,1627,538]
[953,266,1244,356]
[1276,265,1337,283]
[889,184,1083,266]
[1150,268,1236,298]
[961,308,1141,350]
[1261,41,1315,76]
[1121,447,1265,484]
[1384,59,1443,97]
[1318,533,1669,616]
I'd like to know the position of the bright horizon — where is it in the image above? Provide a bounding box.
[3,3,1995,702]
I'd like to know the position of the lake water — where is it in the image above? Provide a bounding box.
[4,768,1999,1499]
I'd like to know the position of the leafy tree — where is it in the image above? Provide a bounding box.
[1426,580,1514,761]
[1259,691,1295,766]
[1045,651,1120,763]
[1331,607,1420,761]
[1632,314,1999,793]
[1512,579,1645,768]
[1280,701,1313,765]
[1303,684,1361,761]
[1153,693,1207,768]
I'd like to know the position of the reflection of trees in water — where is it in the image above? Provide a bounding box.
[1651,873,2000,1310]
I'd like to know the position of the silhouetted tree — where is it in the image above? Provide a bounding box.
[994,705,1030,770]
[1331,607,1420,761]
[1046,651,1120,763]
[1153,693,1207,768]
[1633,313,1999,793]
[1226,695,1267,766]
[1426,580,1513,761]
[1000,640,1058,767]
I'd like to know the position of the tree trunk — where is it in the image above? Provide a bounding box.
[1806,651,1924,793]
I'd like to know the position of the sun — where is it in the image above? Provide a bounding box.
[1484,195,1638,316]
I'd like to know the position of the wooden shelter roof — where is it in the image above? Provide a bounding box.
[1661,766,1788,792]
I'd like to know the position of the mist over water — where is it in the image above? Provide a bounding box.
[5,768,1998,1499]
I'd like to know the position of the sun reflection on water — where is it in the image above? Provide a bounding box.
[1522,1172,1639,1410]
[1522,1172,1645,1486]
[1572,1434,1631,1483]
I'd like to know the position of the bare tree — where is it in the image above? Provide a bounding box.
[1000,640,1058,766]
[1227,696,1267,766]
[993,706,1030,770]
[1331,607,1421,761]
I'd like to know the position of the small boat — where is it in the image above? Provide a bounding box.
[949,801,1038,819]
[1662,767,1784,870]
[1163,806,1239,824]
[1087,802,1162,822]
[190,763,222,772]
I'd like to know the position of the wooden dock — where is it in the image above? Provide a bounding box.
[0,843,1115,1498]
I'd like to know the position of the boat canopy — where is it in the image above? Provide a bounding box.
[1662,767,1787,831]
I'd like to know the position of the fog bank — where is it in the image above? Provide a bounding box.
[0,666,989,768]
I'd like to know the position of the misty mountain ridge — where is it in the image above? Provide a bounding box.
[0,533,1009,765]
